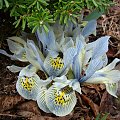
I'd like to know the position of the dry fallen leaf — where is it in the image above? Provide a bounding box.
[80,94,99,116]
[17,101,41,115]
[99,91,116,115]
[0,95,25,112]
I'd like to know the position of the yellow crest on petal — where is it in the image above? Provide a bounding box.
[45,86,76,116]
[21,52,26,59]
[50,57,64,69]
[53,87,73,106]
[20,77,35,91]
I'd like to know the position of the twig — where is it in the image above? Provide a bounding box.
[0,113,23,118]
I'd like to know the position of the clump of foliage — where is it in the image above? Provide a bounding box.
[0,0,114,32]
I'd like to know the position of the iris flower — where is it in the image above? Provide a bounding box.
[28,30,76,77]
[36,75,80,116]
[0,37,28,62]
[36,27,75,55]
[1,20,120,117]
[72,34,120,97]
[14,31,76,108]
[16,64,52,100]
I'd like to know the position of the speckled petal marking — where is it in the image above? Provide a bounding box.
[20,77,35,91]
[50,57,64,70]
[45,86,77,116]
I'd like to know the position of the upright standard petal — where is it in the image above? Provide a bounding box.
[25,45,42,69]
[82,20,97,37]
[7,39,24,54]
[62,37,74,52]
[45,86,77,116]
[63,47,77,71]
[8,36,26,45]
[52,21,63,42]
[47,29,57,50]
[26,40,45,71]
[36,28,57,51]
[80,57,104,83]
[72,35,85,79]
[91,36,110,59]
[36,28,48,50]
[64,21,74,37]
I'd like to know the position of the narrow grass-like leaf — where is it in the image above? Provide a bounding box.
[84,10,104,21]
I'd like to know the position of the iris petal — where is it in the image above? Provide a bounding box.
[80,57,104,82]
[0,49,17,60]
[16,65,39,100]
[52,21,63,42]
[16,74,40,100]
[85,70,120,84]
[47,29,57,50]
[62,37,74,52]
[25,45,41,69]
[7,39,23,54]
[7,65,24,73]
[105,83,118,98]
[8,36,26,45]
[36,28,47,50]
[45,86,77,116]
[64,47,76,67]
[72,36,85,79]
[19,64,37,77]
[99,58,120,72]
[15,48,28,62]
[26,40,45,71]
[91,36,110,59]
[44,54,65,76]
[36,28,57,51]
[37,86,51,113]
[82,20,97,37]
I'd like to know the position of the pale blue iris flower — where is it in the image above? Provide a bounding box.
[16,64,52,100]
[72,34,120,97]
[36,27,74,55]
[85,58,120,98]
[28,31,77,77]
[37,75,79,116]
[0,37,28,62]
[36,19,96,54]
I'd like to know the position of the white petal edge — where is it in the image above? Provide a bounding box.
[37,86,51,113]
